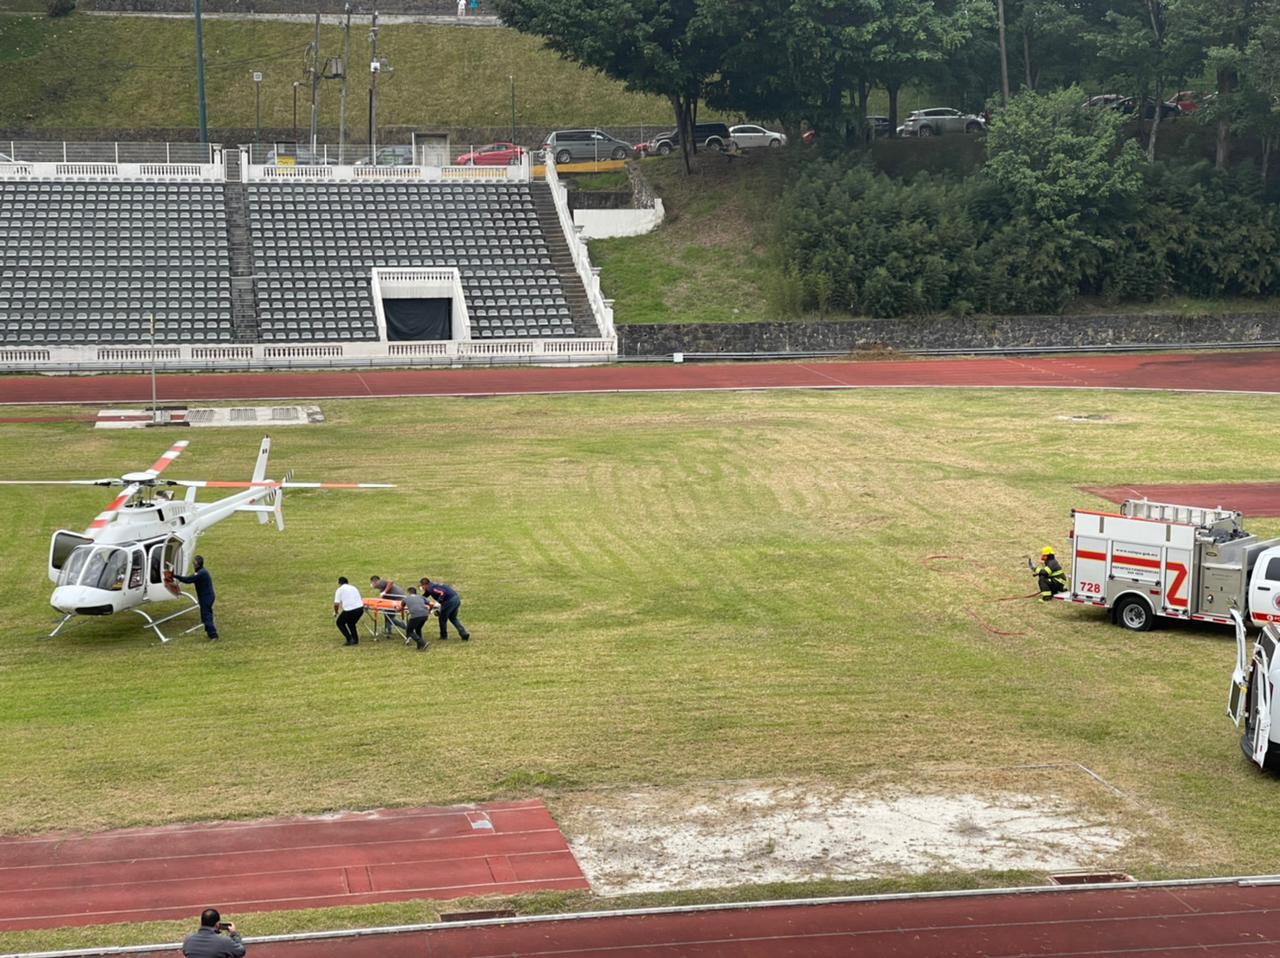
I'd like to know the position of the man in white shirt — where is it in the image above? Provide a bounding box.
[333,576,365,646]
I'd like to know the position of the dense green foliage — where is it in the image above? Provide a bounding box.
[778,87,1280,317]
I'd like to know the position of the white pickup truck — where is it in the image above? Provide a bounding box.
[1055,499,1280,632]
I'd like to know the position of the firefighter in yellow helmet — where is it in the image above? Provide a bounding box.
[1029,547,1068,601]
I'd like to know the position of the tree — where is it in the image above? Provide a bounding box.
[983,85,1144,219]
[868,0,984,134]
[492,0,732,172]
[1243,0,1280,182]
[1166,0,1262,170]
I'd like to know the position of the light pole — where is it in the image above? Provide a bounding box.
[292,81,301,143]
[253,72,263,148]
[509,74,516,144]
[193,0,208,144]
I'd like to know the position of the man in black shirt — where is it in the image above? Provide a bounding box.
[174,555,218,641]
[182,908,245,958]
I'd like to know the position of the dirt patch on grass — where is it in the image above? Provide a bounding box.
[557,781,1133,895]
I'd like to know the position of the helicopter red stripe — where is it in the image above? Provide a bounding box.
[85,486,137,531]
[145,440,189,477]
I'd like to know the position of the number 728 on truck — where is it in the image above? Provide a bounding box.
[1054,499,1280,632]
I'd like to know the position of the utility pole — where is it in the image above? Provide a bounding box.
[369,10,380,163]
[309,12,322,154]
[996,0,1011,106]
[339,3,352,163]
[193,0,208,144]
[253,72,263,148]
[509,74,516,144]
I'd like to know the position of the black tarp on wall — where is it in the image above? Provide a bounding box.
[383,298,451,340]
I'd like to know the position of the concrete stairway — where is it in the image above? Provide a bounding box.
[221,153,259,342]
[529,182,601,338]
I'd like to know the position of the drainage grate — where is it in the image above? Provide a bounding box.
[439,909,517,923]
[229,408,258,422]
[271,407,300,421]
[186,409,216,424]
[1049,871,1136,885]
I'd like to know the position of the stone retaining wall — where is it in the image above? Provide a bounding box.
[617,313,1280,356]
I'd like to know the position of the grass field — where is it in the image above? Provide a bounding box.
[2,385,1280,949]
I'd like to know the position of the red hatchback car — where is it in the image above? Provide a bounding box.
[455,142,526,165]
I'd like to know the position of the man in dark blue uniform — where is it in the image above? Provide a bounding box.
[420,577,470,641]
[175,555,218,641]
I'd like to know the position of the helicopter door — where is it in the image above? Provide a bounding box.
[145,537,184,598]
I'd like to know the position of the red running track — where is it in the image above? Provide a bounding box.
[86,880,1280,958]
[4,349,1280,405]
[1083,483,1280,517]
[0,801,587,932]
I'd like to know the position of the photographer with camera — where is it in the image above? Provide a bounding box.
[182,908,245,958]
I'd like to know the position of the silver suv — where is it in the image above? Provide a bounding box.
[540,129,634,164]
[896,108,986,137]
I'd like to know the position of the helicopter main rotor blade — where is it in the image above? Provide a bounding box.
[0,479,124,487]
[122,439,190,483]
[84,482,141,537]
[166,480,396,490]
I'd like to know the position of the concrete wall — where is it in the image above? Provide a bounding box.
[574,201,664,239]
[617,313,1280,357]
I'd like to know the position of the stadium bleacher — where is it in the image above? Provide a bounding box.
[245,181,588,340]
[0,181,234,345]
[0,161,603,352]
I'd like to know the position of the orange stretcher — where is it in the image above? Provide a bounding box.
[362,597,410,643]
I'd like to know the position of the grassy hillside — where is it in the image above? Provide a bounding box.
[2,388,1280,950]
[0,14,674,132]
[592,148,1280,325]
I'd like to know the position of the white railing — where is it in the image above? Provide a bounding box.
[0,339,616,371]
[243,161,531,184]
[370,266,472,342]
[0,161,225,182]
[542,157,617,340]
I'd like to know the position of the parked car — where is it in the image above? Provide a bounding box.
[1117,96,1181,120]
[866,115,892,138]
[728,124,787,149]
[1083,93,1127,110]
[1084,93,1180,120]
[897,108,986,137]
[265,147,337,166]
[355,145,416,166]
[640,122,733,155]
[540,129,634,164]
[455,142,526,166]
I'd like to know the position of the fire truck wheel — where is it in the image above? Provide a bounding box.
[1115,596,1154,632]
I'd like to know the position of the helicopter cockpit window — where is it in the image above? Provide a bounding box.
[129,549,145,589]
[58,545,131,590]
[59,545,90,587]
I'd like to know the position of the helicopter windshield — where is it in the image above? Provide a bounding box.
[57,545,131,591]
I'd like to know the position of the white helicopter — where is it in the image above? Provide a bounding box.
[0,436,392,642]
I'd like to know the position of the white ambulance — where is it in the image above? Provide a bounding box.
[1056,499,1280,631]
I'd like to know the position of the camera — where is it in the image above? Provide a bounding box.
[216,921,232,932]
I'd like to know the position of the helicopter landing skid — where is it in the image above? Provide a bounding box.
[132,593,203,644]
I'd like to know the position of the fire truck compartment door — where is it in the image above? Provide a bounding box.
[1072,535,1109,596]
[1248,548,1280,626]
